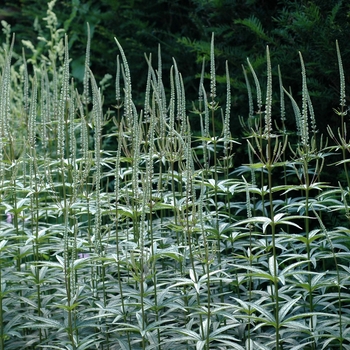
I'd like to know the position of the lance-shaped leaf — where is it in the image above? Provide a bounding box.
[233,213,304,233]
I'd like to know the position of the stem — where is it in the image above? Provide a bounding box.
[267,165,280,350]
[0,264,3,350]
[341,114,350,187]
[302,153,315,350]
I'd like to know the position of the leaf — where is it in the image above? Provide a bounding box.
[268,256,278,277]
[0,240,7,250]
[248,302,276,325]
[76,338,100,350]
[235,16,273,42]
[232,216,271,232]
[231,264,276,282]
[196,340,206,350]
[278,297,301,322]
[56,255,65,267]
[209,323,241,338]
[22,316,63,329]
[175,328,202,341]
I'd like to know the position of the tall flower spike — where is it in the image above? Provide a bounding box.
[22,48,29,121]
[180,72,186,131]
[115,38,133,128]
[210,32,216,100]
[201,83,210,170]
[242,64,254,121]
[83,22,91,105]
[89,67,103,253]
[198,57,205,109]
[169,65,175,135]
[58,35,70,158]
[336,40,346,109]
[144,53,152,122]
[307,93,317,135]
[299,51,309,148]
[28,73,38,190]
[172,59,187,137]
[115,55,122,106]
[81,114,90,181]
[247,145,256,186]
[157,47,167,137]
[69,81,76,160]
[28,72,38,151]
[69,82,78,202]
[243,176,252,219]
[75,90,90,184]
[145,53,166,138]
[277,65,286,128]
[52,67,58,141]
[184,124,195,200]
[0,35,14,139]
[264,46,272,136]
[283,87,301,138]
[224,60,231,157]
[40,66,50,151]
[172,58,183,123]
[157,44,166,112]
[247,57,262,112]
[201,83,209,139]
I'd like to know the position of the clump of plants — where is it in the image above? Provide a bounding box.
[0,3,350,350]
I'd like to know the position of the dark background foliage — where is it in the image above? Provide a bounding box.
[1,0,349,135]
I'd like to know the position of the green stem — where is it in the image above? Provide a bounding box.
[302,155,315,350]
[268,166,280,350]
[0,265,3,350]
[341,114,350,188]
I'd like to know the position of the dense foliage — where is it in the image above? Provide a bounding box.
[0,1,350,350]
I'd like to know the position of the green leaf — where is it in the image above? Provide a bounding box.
[278,297,301,322]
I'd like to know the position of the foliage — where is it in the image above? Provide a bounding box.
[3,0,350,135]
[1,3,350,350]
